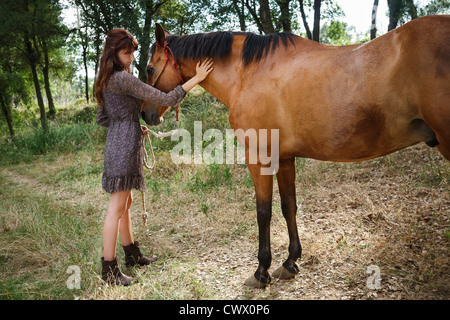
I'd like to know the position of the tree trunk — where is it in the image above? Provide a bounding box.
[299,0,312,40]
[83,43,89,103]
[245,0,264,33]
[41,39,56,116]
[232,0,246,31]
[94,29,101,83]
[371,0,379,40]
[313,0,321,42]
[30,63,47,131]
[25,34,47,132]
[388,0,403,31]
[259,0,275,34]
[404,0,417,20]
[0,94,14,140]
[137,0,155,82]
[276,0,291,32]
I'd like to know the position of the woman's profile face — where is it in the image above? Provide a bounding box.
[117,49,135,70]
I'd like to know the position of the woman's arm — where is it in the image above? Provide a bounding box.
[115,72,186,106]
[115,59,214,106]
[96,105,110,127]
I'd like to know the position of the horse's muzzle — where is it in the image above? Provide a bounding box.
[141,110,163,126]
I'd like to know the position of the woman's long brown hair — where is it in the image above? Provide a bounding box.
[94,28,138,107]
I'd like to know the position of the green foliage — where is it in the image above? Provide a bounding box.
[0,0,76,133]
[321,20,353,45]
[0,104,103,165]
[157,0,201,35]
[0,122,102,164]
[186,164,232,193]
[145,88,230,154]
[0,0,446,144]
[0,82,448,300]
[419,0,450,15]
[0,175,102,299]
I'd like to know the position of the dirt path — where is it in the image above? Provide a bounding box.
[124,145,449,300]
[2,144,449,300]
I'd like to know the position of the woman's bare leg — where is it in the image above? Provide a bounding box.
[119,192,134,247]
[103,190,131,261]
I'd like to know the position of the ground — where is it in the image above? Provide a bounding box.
[1,140,448,300]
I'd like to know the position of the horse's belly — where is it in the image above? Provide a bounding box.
[287,112,427,162]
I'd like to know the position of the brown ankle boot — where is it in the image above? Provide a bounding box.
[123,241,157,267]
[101,257,137,286]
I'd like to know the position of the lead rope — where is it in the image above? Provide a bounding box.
[140,127,179,226]
[142,40,184,226]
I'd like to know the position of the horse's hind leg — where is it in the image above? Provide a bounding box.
[436,136,450,161]
[421,94,450,161]
[272,158,302,280]
[433,102,450,161]
[419,42,450,161]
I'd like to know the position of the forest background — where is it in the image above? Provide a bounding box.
[0,0,449,301]
[0,0,449,137]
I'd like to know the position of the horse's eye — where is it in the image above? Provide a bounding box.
[147,67,155,74]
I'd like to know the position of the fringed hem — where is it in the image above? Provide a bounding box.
[102,174,145,193]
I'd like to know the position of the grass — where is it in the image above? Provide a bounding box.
[0,88,449,300]
[0,172,102,299]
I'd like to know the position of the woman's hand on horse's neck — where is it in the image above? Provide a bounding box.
[181,58,214,93]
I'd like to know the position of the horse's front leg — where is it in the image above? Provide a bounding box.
[244,163,273,288]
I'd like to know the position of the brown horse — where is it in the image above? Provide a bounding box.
[141,15,450,288]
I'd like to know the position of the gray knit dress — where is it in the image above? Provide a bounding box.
[96,71,186,193]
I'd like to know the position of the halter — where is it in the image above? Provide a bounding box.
[151,40,184,122]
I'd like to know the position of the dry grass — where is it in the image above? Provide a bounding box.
[110,144,448,300]
[0,102,448,300]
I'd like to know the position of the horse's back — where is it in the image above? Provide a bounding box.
[291,15,450,161]
[230,16,450,162]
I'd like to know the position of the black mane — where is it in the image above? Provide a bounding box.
[151,31,297,67]
[167,31,235,61]
[241,32,297,65]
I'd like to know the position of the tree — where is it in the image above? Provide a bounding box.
[321,20,352,45]
[79,25,91,103]
[419,0,450,16]
[276,0,292,32]
[35,1,68,116]
[74,0,169,82]
[298,0,312,39]
[0,0,69,131]
[386,0,449,34]
[158,0,201,35]
[312,0,322,41]
[259,0,276,33]
[182,0,246,32]
[297,0,343,42]
[388,0,417,31]
[0,0,48,131]
[371,0,379,40]
[232,0,247,31]
[0,47,32,140]
[135,0,169,82]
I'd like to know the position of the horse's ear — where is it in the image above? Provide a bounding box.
[155,23,165,47]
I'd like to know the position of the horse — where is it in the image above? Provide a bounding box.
[141,15,450,288]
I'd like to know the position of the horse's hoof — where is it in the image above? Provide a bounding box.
[244,275,269,289]
[272,265,296,280]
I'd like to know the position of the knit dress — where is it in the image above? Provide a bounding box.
[96,71,186,193]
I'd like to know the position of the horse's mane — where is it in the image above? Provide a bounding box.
[151,31,297,67]
[241,32,297,65]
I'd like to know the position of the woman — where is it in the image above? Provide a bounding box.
[95,28,213,286]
